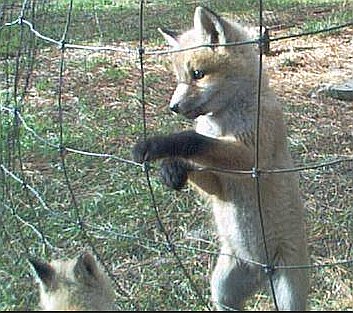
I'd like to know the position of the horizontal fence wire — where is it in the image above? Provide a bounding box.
[1,104,352,175]
[2,163,352,273]
[0,0,352,310]
[2,13,353,56]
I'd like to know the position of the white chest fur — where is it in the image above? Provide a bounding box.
[195,114,221,138]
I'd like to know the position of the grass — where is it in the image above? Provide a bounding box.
[1,0,352,311]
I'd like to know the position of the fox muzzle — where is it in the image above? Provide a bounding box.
[169,83,190,114]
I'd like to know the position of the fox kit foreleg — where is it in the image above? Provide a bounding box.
[159,158,223,195]
[133,130,253,192]
[133,130,253,170]
[159,158,190,190]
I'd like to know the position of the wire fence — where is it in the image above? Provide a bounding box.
[1,0,352,310]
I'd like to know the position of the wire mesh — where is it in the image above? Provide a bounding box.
[0,0,352,310]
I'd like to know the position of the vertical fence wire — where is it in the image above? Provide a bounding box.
[254,0,279,310]
[54,0,135,305]
[11,0,48,256]
[137,0,211,309]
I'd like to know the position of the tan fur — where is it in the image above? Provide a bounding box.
[157,7,309,310]
[30,252,115,311]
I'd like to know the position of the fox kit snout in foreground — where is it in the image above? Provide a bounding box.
[30,252,115,311]
[133,6,309,310]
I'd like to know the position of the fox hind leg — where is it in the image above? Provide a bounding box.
[211,253,263,310]
[270,268,309,310]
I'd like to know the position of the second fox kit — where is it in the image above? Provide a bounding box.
[29,252,115,311]
[133,6,309,310]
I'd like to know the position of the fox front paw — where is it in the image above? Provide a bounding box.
[132,139,158,163]
[160,158,189,190]
[133,141,149,163]
[133,135,173,163]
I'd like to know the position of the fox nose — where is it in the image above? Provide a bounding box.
[169,83,188,114]
[170,102,180,113]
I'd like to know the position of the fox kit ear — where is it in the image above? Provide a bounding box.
[158,27,180,49]
[194,6,227,45]
[74,252,101,286]
[29,258,57,290]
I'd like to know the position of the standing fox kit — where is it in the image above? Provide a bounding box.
[29,252,115,311]
[133,6,309,310]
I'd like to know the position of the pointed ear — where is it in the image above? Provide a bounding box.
[193,6,227,45]
[29,258,56,290]
[74,252,101,286]
[158,27,180,49]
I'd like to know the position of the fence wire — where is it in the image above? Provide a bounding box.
[0,0,352,310]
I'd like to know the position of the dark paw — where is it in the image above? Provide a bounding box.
[132,139,160,163]
[132,136,169,163]
[160,159,189,190]
[132,141,150,163]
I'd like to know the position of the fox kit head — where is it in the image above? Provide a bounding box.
[29,252,115,311]
[159,6,261,121]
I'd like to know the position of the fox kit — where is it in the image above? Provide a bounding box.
[29,252,115,311]
[133,6,309,311]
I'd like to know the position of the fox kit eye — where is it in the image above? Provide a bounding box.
[192,69,205,80]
